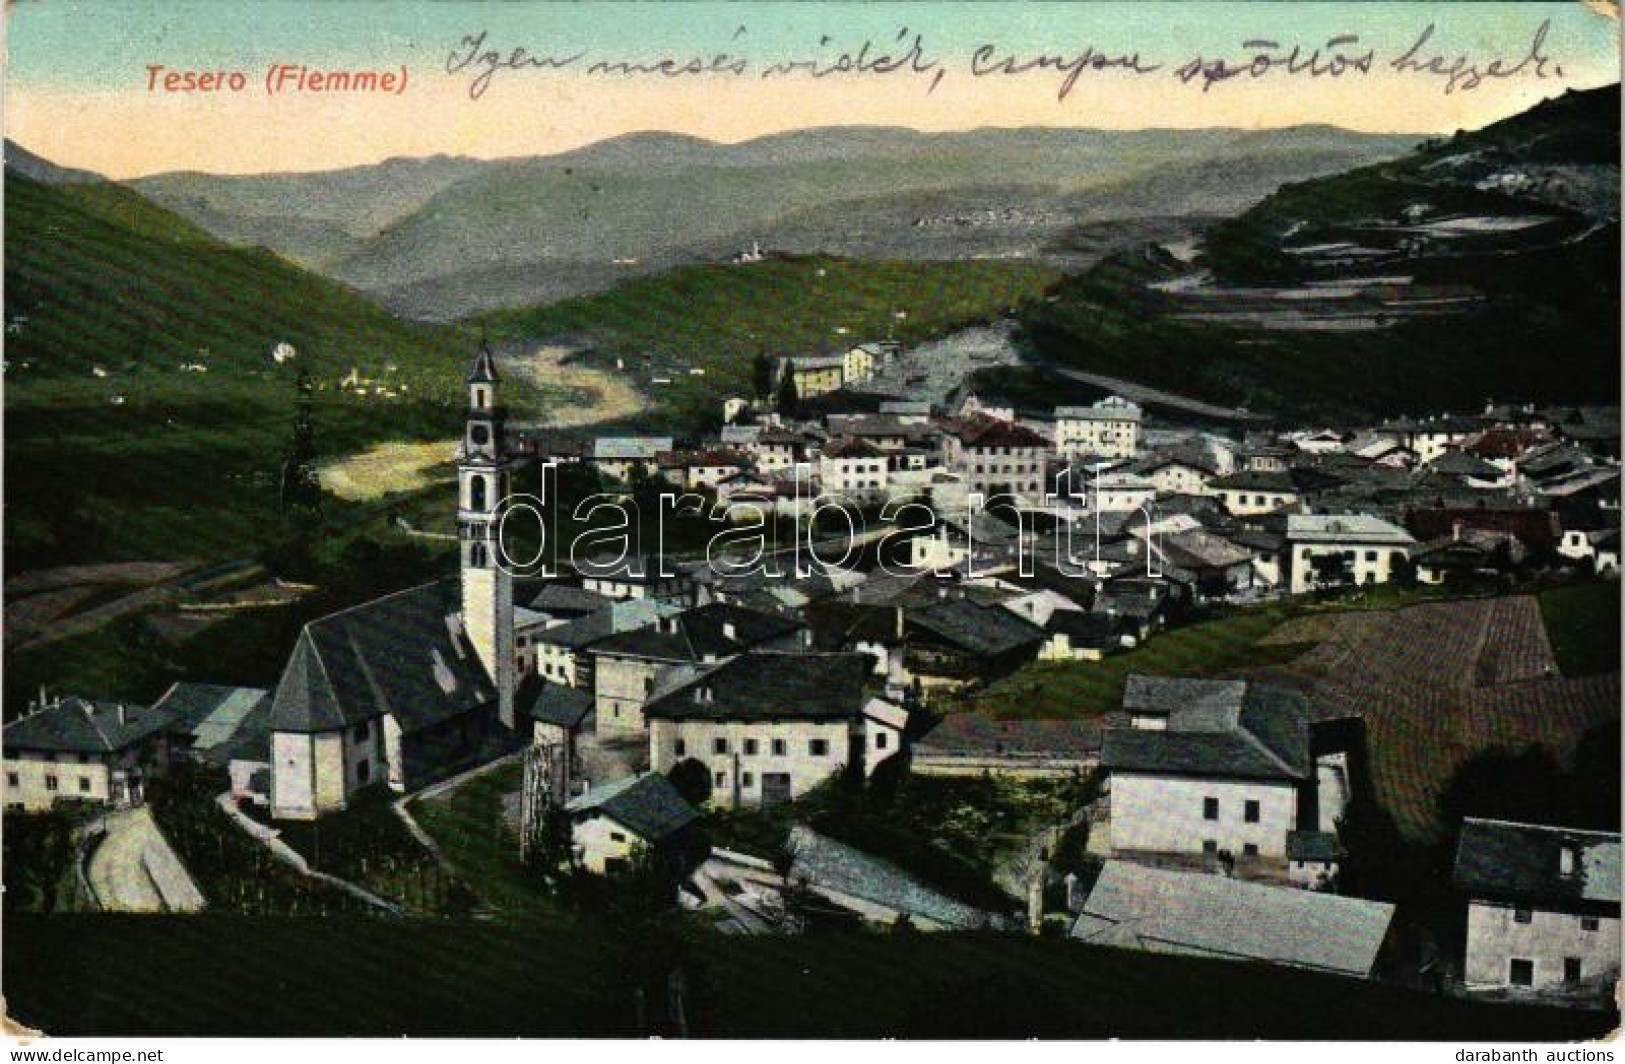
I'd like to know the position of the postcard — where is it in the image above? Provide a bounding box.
[2,0,1620,1047]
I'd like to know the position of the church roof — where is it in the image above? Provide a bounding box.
[268,580,495,735]
[466,342,500,384]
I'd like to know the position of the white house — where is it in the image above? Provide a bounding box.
[1284,514,1416,595]
[943,416,1050,504]
[1453,818,1620,1000]
[565,772,701,875]
[644,651,906,808]
[1102,676,1311,864]
[818,437,889,497]
[3,695,175,812]
[1053,396,1142,459]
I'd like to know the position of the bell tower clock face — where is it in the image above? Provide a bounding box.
[470,424,491,447]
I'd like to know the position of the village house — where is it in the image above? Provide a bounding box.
[565,772,702,876]
[1071,861,1396,979]
[1131,446,1222,496]
[749,426,811,472]
[1040,609,1130,662]
[784,824,995,930]
[574,555,694,603]
[525,682,595,768]
[942,416,1050,504]
[1284,513,1416,594]
[775,355,847,398]
[1206,469,1306,516]
[1287,830,1340,890]
[592,436,674,481]
[655,448,749,490]
[151,682,272,764]
[589,602,810,736]
[818,437,889,497]
[1102,676,1312,866]
[1413,527,1528,585]
[3,695,175,811]
[1453,818,1620,1000]
[644,651,907,807]
[1053,396,1143,459]
[527,598,681,687]
[892,596,1045,696]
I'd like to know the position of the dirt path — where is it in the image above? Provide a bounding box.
[87,807,204,913]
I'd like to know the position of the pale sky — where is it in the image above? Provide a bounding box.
[6,1,1619,177]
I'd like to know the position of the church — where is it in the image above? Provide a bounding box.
[263,345,525,819]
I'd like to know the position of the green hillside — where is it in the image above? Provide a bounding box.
[3,171,477,567]
[477,255,1060,428]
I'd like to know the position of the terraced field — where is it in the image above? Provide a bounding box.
[1253,595,1620,841]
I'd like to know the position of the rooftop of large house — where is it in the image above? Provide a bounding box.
[951,416,1049,450]
[915,714,1103,759]
[1285,513,1417,546]
[4,695,173,755]
[643,650,873,723]
[1453,818,1622,909]
[588,602,806,663]
[1103,676,1312,782]
[268,579,494,735]
[535,599,684,650]
[907,597,1044,657]
[565,772,700,843]
[151,682,271,756]
[1071,861,1395,978]
[593,437,675,460]
[1055,397,1143,422]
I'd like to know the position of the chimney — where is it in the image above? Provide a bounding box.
[722,621,737,642]
[117,703,128,725]
[1561,844,1579,876]
[1064,871,1081,912]
[1027,874,1045,935]
[1452,519,1464,542]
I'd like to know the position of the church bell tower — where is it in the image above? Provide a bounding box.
[459,342,517,730]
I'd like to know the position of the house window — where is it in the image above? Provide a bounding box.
[809,739,830,757]
[1581,916,1600,932]
[742,773,754,788]
[1508,959,1534,987]
[610,831,626,843]
[1202,797,1219,821]
[357,759,370,784]
[772,739,787,757]
[1513,908,1532,924]
[5,773,16,788]
[876,732,889,750]
[1244,800,1260,824]
[674,739,686,758]
[353,721,370,742]
[713,737,729,755]
[1565,958,1583,984]
[1202,840,1218,855]
[714,771,726,788]
[78,777,91,793]
[744,739,759,756]
[78,753,91,764]
[1364,550,1378,562]
[1242,843,1258,857]
[44,776,58,792]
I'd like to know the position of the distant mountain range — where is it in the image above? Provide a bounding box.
[100,124,1421,319]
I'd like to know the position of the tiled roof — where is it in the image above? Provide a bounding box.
[267,580,493,735]
[589,602,805,663]
[566,773,700,842]
[788,825,992,929]
[1072,861,1394,978]
[4,696,171,755]
[1288,830,1339,863]
[916,714,1102,757]
[907,598,1043,657]
[952,416,1048,450]
[525,682,594,729]
[1286,514,1416,546]
[1104,677,1311,781]
[643,650,870,723]
[152,683,271,753]
[1453,818,1621,908]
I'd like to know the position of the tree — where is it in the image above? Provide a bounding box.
[751,352,776,401]
[666,758,712,808]
[776,360,799,419]
[279,368,321,516]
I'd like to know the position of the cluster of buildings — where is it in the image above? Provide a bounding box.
[6,345,1618,1006]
